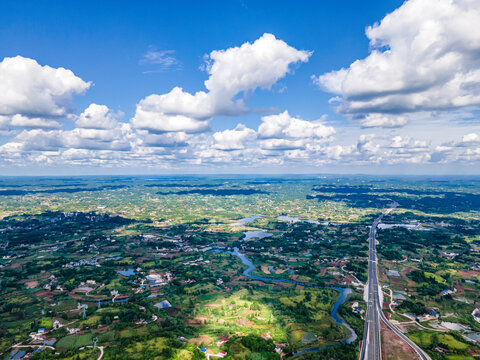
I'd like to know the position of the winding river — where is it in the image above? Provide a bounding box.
[215,247,358,349]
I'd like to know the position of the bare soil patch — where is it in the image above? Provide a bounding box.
[458,270,479,278]
[261,265,271,274]
[25,280,39,289]
[381,320,419,360]
[188,334,212,346]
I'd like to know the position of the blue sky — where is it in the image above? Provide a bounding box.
[1,0,479,175]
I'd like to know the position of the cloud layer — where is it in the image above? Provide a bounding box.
[1,7,480,173]
[313,0,480,127]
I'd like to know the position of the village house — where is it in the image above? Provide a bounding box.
[417,314,438,322]
[351,302,365,315]
[472,308,480,323]
[403,312,418,321]
[261,332,272,340]
[52,320,61,329]
[204,349,227,360]
[441,251,459,259]
[216,338,229,346]
[66,327,80,335]
[146,272,173,287]
[154,300,172,309]
[425,307,440,317]
[440,288,456,296]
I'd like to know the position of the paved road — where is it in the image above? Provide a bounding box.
[359,209,387,360]
[13,344,55,350]
[359,203,431,360]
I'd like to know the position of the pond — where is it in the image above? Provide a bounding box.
[243,230,273,240]
[117,268,135,276]
[230,215,261,226]
[466,332,480,342]
[277,215,324,225]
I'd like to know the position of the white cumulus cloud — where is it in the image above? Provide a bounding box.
[204,33,312,102]
[258,111,335,141]
[313,0,480,126]
[461,133,480,144]
[213,124,257,151]
[132,33,311,134]
[76,104,119,129]
[359,114,408,128]
[0,56,91,118]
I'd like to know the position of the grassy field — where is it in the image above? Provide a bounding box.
[56,333,93,350]
[38,348,99,360]
[408,330,468,350]
[446,356,474,360]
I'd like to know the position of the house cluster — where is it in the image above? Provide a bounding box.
[417,311,439,322]
[39,244,65,253]
[5,348,35,360]
[63,257,99,268]
[146,272,173,287]
[150,237,185,254]
[181,257,210,266]
[200,348,227,360]
[26,327,57,350]
[403,307,439,322]
[440,250,459,259]
[43,275,64,292]
[66,326,81,335]
[199,336,229,359]
[440,288,457,296]
[471,263,480,271]
[75,279,101,293]
[29,327,47,342]
[351,302,365,315]
[273,341,289,356]
[136,313,159,325]
[180,279,196,285]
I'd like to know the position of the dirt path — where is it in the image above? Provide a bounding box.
[383,287,395,313]
[86,345,104,360]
